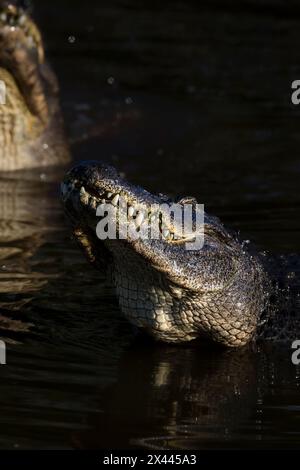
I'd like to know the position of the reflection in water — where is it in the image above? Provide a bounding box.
[0,170,65,341]
[73,342,300,449]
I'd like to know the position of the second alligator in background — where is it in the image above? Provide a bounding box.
[0,1,70,170]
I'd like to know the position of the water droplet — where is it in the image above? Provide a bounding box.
[186,85,196,94]
[107,76,115,85]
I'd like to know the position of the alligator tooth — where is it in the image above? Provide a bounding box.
[128,206,135,217]
[170,233,174,240]
[162,229,170,239]
[107,192,112,198]
[135,212,144,227]
[111,194,120,206]
[101,199,106,204]
[174,234,182,240]
[120,197,127,208]
[80,187,89,203]
[0,13,7,22]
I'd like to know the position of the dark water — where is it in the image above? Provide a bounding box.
[0,0,300,449]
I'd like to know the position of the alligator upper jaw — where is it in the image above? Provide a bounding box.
[61,161,201,246]
[0,2,50,124]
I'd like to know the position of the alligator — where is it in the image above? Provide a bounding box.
[0,1,70,170]
[61,161,300,348]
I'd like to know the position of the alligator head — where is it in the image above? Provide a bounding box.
[0,1,70,170]
[61,161,271,347]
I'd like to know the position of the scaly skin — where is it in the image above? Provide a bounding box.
[61,161,273,348]
[0,1,70,170]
